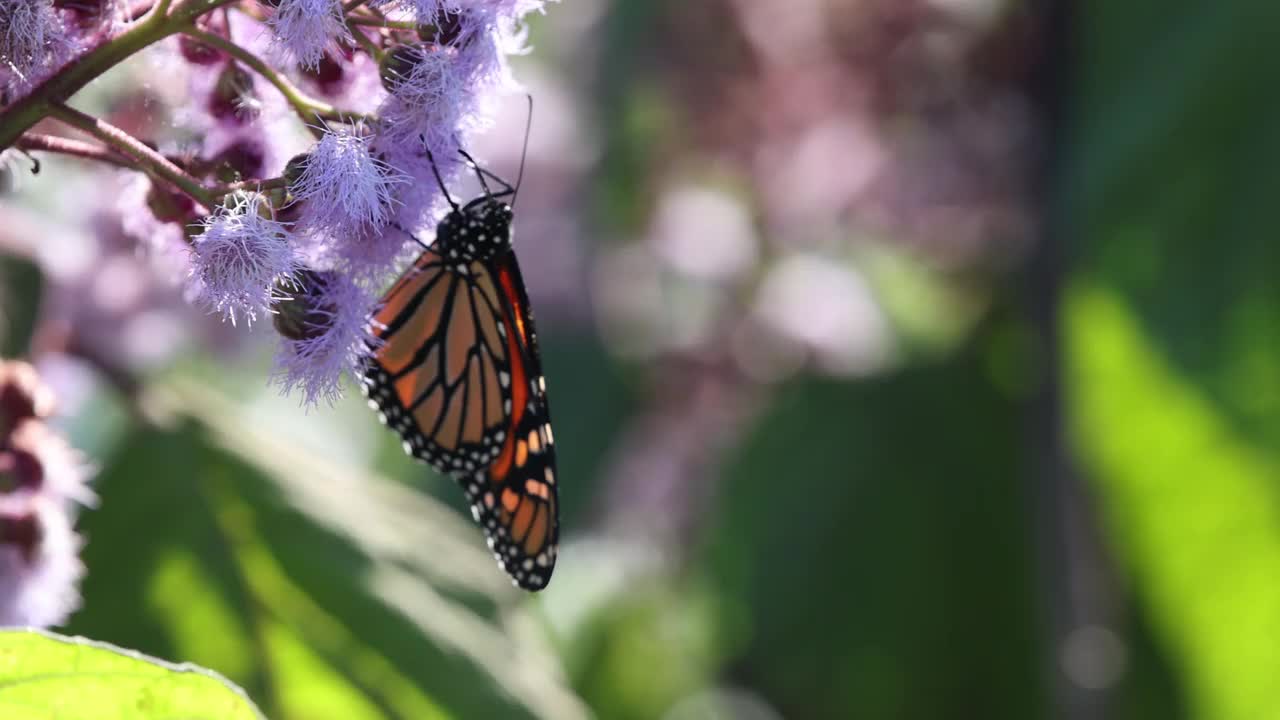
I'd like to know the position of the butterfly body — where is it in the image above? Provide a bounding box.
[361,188,559,591]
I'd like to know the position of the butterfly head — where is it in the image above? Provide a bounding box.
[435,196,514,263]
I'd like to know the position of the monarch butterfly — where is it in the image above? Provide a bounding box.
[361,150,558,591]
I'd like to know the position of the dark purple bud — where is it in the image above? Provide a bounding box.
[179,35,226,66]
[0,361,55,438]
[418,9,466,46]
[0,448,43,494]
[146,183,198,224]
[52,0,110,28]
[208,64,261,124]
[379,44,433,93]
[0,509,41,563]
[211,140,266,183]
[302,51,348,96]
[272,270,337,342]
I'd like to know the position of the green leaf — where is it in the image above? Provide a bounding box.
[701,349,1040,719]
[66,381,589,720]
[1069,286,1280,720]
[0,629,262,720]
[1065,2,1280,717]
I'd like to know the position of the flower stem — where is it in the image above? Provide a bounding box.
[213,175,291,198]
[47,103,216,207]
[15,133,134,169]
[181,28,371,132]
[348,26,386,62]
[347,16,418,31]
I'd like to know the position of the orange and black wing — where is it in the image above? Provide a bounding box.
[362,250,515,477]
[457,251,559,590]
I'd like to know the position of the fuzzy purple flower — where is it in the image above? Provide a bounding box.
[375,31,508,156]
[271,269,380,406]
[288,128,409,251]
[189,191,298,327]
[6,420,96,509]
[268,0,350,70]
[0,0,67,95]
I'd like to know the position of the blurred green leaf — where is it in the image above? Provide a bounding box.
[0,256,41,358]
[1071,0,1280,449]
[1068,286,1280,720]
[703,344,1040,719]
[67,382,588,720]
[0,630,262,720]
[1066,2,1280,719]
[561,570,726,720]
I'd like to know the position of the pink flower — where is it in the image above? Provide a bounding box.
[0,496,85,628]
[0,361,93,628]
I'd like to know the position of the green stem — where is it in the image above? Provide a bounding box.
[16,133,134,169]
[348,25,387,62]
[47,103,217,207]
[347,16,418,31]
[182,28,370,132]
[213,175,290,198]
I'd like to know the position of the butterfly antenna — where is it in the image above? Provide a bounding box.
[425,148,458,211]
[458,148,494,197]
[391,222,431,250]
[511,93,532,210]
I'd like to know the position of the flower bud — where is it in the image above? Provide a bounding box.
[272,270,336,342]
[0,361,55,437]
[211,140,266,183]
[0,509,40,563]
[0,496,86,627]
[284,152,310,187]
[146,183,197,224]
[302,50,348,95]
[380,43,433,93]
[208,64,261,123]
[52,0,110,29]
[179,35,225,66]
[417,9,465,46]
[0,447,42,494]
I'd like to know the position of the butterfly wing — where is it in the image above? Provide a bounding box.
[458,251,559,590]
[363,250,514,476]
[364,248,560,590]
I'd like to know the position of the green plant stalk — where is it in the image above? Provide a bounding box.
[347,16,418,31]
[0,0,242,150]
[348,26,387,63]
[16,133,134,169]
[213,175,290,198]
[48,103,217,207]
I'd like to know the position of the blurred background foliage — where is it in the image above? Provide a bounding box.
[1,0,1278,718]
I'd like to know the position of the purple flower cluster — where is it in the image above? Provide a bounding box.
[0,0,547,405]
[0,0,126,98]
[0,360,93,628]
